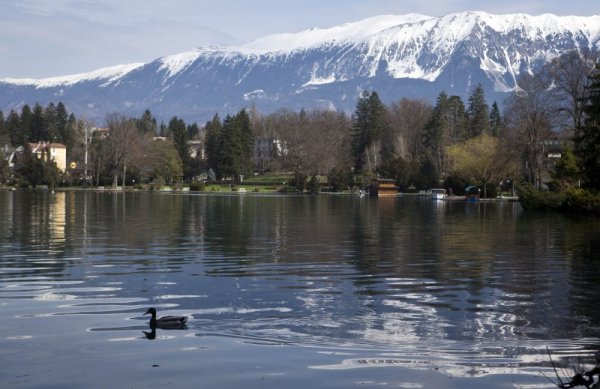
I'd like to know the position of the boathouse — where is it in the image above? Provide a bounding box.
[369,178,399,197]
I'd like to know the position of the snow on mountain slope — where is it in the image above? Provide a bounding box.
[240,14,433,53]
[0,63,144,88]
[188,11,600,88]
[158,50,203,78]
[4,12,599,88]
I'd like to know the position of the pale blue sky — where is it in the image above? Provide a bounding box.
[3,0,600,78]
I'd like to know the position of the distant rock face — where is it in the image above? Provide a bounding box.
[1,12,599,123]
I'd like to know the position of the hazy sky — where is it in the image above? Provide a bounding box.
[3,0,600,78]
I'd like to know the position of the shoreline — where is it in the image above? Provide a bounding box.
[0,186,521,202]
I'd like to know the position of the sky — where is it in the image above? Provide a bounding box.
[3,0,600,79]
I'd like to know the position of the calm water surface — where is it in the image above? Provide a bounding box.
[1,190,599,388]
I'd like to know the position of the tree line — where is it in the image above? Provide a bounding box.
[0,50,599,200]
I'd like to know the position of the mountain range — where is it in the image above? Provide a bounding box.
[1,11,599,123]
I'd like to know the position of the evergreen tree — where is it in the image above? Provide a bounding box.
[187,123,200,138]
[29,103,46,141]
[168,116,189,173]
[204,114,222,176]
[578,64,600,190]
[489,101,502,136]
[55,102,70,145]
[65,113,77,149]
[44,102,60,142]
[351,91,371,171]
[0,110,6,145]
[423,91,449,152]
[20,105,33,142]
[351,91,386,174]
[447,96,468,141]
[550,146,580,190]
[136,109,157,134]
[6,110,23,146]
[218,114,243,179]
[159,122,168,137]
[467,83,489,138]
[237,109,254,178]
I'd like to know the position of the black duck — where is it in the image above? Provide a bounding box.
[144,307,188,328]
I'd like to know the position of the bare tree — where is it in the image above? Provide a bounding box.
[304,110,351,176]
[504,72,558,188]
[546,50,597,139]
[105,114,139,188]
[72,118,96,186]
[276,109,308,176]
[387,98,433,161]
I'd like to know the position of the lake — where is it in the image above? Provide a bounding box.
[1,190,599,388]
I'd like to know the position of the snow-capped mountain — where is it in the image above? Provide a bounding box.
[1,11,599,123]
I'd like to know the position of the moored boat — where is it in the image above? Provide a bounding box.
[431,188,446,200]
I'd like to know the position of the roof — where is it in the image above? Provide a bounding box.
[29,142,67,149]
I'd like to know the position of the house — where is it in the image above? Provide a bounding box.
[93,127,110,139]
[29,142,67,172]
[188,139,204,159]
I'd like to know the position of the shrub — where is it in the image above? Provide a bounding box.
[517,182,566,211]
[565,187,600,213]
[307,176,320,193]
[189,180,205,191]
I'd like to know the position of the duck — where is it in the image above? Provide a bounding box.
[144,307,188,329]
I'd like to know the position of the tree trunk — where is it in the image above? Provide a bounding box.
[122,160,127,188]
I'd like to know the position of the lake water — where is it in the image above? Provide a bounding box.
[1,190,599,388]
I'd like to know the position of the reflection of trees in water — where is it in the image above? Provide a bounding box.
[560,217,600,336]
[0,190,70,278]
[342,199,600,344]
[2,192,599,349]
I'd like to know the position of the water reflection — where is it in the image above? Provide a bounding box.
[0,190,599,382]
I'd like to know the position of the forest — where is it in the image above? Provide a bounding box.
[0,51,599,210]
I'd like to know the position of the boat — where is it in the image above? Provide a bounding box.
[431,188,447,200]
[465,186,481,202]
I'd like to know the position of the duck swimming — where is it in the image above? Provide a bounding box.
[144,307,188,328]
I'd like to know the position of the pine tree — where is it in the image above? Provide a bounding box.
[44,102,60,142]
[136,109,157,134]
[237,109,254,179]
[159,123,168,137]
[66,113,77,149]
[578,64,600,190]
[219,114,243,179]
[20,105,33,142]
[351,90,386,174]
[168,116,189,170]
[6,110,23,146]
[467,83,489,138]
[351,91,371,171]
[187,123,200,138]
[29,103,46,141]
[489,101,501,137]
[204,114,222,176]
[447,95,468,141]
[0,110,6,145]
[55,102,69,144]
[423,91,449,152]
